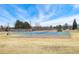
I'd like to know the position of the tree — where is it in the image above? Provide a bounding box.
[5,27,9,31]
[63,23,68,30]
[57,25,62,32]
[72,19,77,30]
[50,25,52,28]
[15,20,23,29]
[35,23,41,30]
[0,25,4,30]
[15,20,31,29]
[49,25,53,30]
[23,22,31,29]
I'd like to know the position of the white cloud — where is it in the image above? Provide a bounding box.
[32,5,56,25]
[40,14,79,26]
[11,5,29,19]
[31,5,79,26]
[1,4,79,27]
[0,7,16,27]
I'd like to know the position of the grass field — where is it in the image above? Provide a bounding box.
[0,31,79,54]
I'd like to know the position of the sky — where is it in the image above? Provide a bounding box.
[0,4,79,27]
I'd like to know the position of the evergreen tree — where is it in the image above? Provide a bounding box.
[72,19,77,30]
[15,20,31,29]
[23,22,31,29]
[15,20,23,29]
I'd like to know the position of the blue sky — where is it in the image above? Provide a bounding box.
[0,4,79,27]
